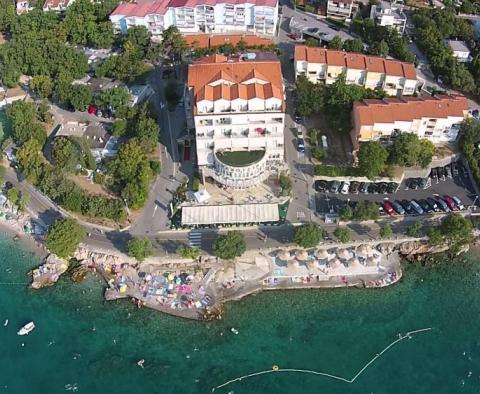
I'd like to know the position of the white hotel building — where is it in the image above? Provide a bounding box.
[187,53,285,189]
[294,46,420,97]
[110,0,278,37]
[351,95,469,151]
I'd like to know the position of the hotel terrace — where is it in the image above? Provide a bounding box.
[294,46,420,96]
[351,95,469,151]
[186,53,285,189]
[110,0,278,37]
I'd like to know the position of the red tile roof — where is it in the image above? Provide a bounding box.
[184,34,272,49]
[188,54,284,111]
[353,95,468,128]
[43,0,71,8]
[295,46,417,79]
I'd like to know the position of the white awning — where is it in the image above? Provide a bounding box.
[181,203,279,225]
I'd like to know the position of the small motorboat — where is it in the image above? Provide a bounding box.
[4,319,8,327]
[231,328,239,335]
[17,321,35,336]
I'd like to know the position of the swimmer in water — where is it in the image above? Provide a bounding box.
[137,359,145,368]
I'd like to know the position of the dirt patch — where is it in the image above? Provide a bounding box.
[67,174,113,197]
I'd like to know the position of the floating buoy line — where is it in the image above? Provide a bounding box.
[212,327,433,392]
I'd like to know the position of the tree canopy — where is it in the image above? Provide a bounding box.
[6,101,46,146]
[357,141,388,179]
[334,227,351,243]
[213,231,246,260]
[459,119,480,186]
[294,223,322,248]
[46,218,85,258]
[388,133,434,168]
[127,237,153,261]
[440,213,473,246]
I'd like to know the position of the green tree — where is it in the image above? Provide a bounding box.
[213,231,246,260]
[305,37,319,47]
[95,86,130,118]
[328,36,343,49]
[440,213,473,245]
[369,39,389,57]
[353,200,379,220]
[160,26,188,63]
[6,101,46,146]
[279,172,292,195]
[177,245,201,260]
[46,218,85,258]
[6,187,19,207]
[31,75,54,98]
[343,38,364,52]
[339,204,353,221]
[388,133,433,168]
[294,223,322,248]
[134,113,159,152]
[112,119,128,137]
[380,224,392,239]
[16,138,45,183]
[18,193,29,212]
[0,0,16,32]
[334,227,351,243]
[427,226,443,245]
[407,221,422,237]
[52,137,77,171]
[357,141,388,179]
[417,139,435,168]
[69,84,93,111]
[127,237,153,261]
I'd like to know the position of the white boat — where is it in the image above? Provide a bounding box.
[3,319,8,327]
[17,321,35,336]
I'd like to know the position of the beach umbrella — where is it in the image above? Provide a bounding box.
[277,249,293,261]
[295,250,309,261]
[306,260,317,271]
[347,258,363,270]
[329,258,342,269]
[315,249,329,260]
[356,244,374,257]
[366,257,377,267]
[337,249,352,260]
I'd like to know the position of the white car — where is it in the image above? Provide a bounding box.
[340,181,350,194]
[452,196,465,210]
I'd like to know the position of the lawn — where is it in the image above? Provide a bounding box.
[216,150,265,167]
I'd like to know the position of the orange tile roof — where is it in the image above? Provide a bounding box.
[184,34,272,49]
[353,95,468,129]
[295,46,417,79]
[188,54,284,111]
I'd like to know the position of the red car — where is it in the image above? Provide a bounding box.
[87,104,97,115]
[443,195,456,211]
[382,201,395,216]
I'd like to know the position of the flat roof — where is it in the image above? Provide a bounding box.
[181,203,279,225]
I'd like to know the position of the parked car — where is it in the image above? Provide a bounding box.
[368,183,378,194]
[314,180,328,192]
[382,201,395,216]
[444,165,452,178]
[330,181,341,193]
[426,197,439,212]
[294,113,303,123]
[400,199,415,215]
[391,200,405,215]
[87,104,97,115]
[452,196,465,210]
[359,182,369,194]
[297,138,305,153]
[419,178,428,189]
[418,199,432,213]
[349,181,360,194]
[408,178,419,190]
[443,195,456,210]
[387,182,398,194]
[340,181,351,194]
[452,162,459,177]
[411,200,424,215]
[430,168,438,180]
[435,197,449,212]
[378,182,388,194]
[437,167,445,179]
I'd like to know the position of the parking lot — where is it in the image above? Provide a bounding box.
[314,166,478,216]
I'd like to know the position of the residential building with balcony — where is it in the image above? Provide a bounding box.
[110,0,278,37]
[370,1,406,34]
[294,46,420,96]
[351,95,469,151]
[187,53,285,188]
[326,0,353,20]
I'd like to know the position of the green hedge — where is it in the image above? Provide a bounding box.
[314,165,361,177]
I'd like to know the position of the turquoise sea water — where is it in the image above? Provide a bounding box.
[1,234,480,394]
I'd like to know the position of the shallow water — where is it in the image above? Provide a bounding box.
[0,233,479,393]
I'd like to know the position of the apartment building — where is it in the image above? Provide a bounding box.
[110,0,278,37]
[43,0,75,11]
[326,0,353,20]
[370,1,406,34]
[294,46,419,96]
[351,95,469,150]
[187,53,285,189]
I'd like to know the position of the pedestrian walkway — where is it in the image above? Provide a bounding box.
[189,230,202,247]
